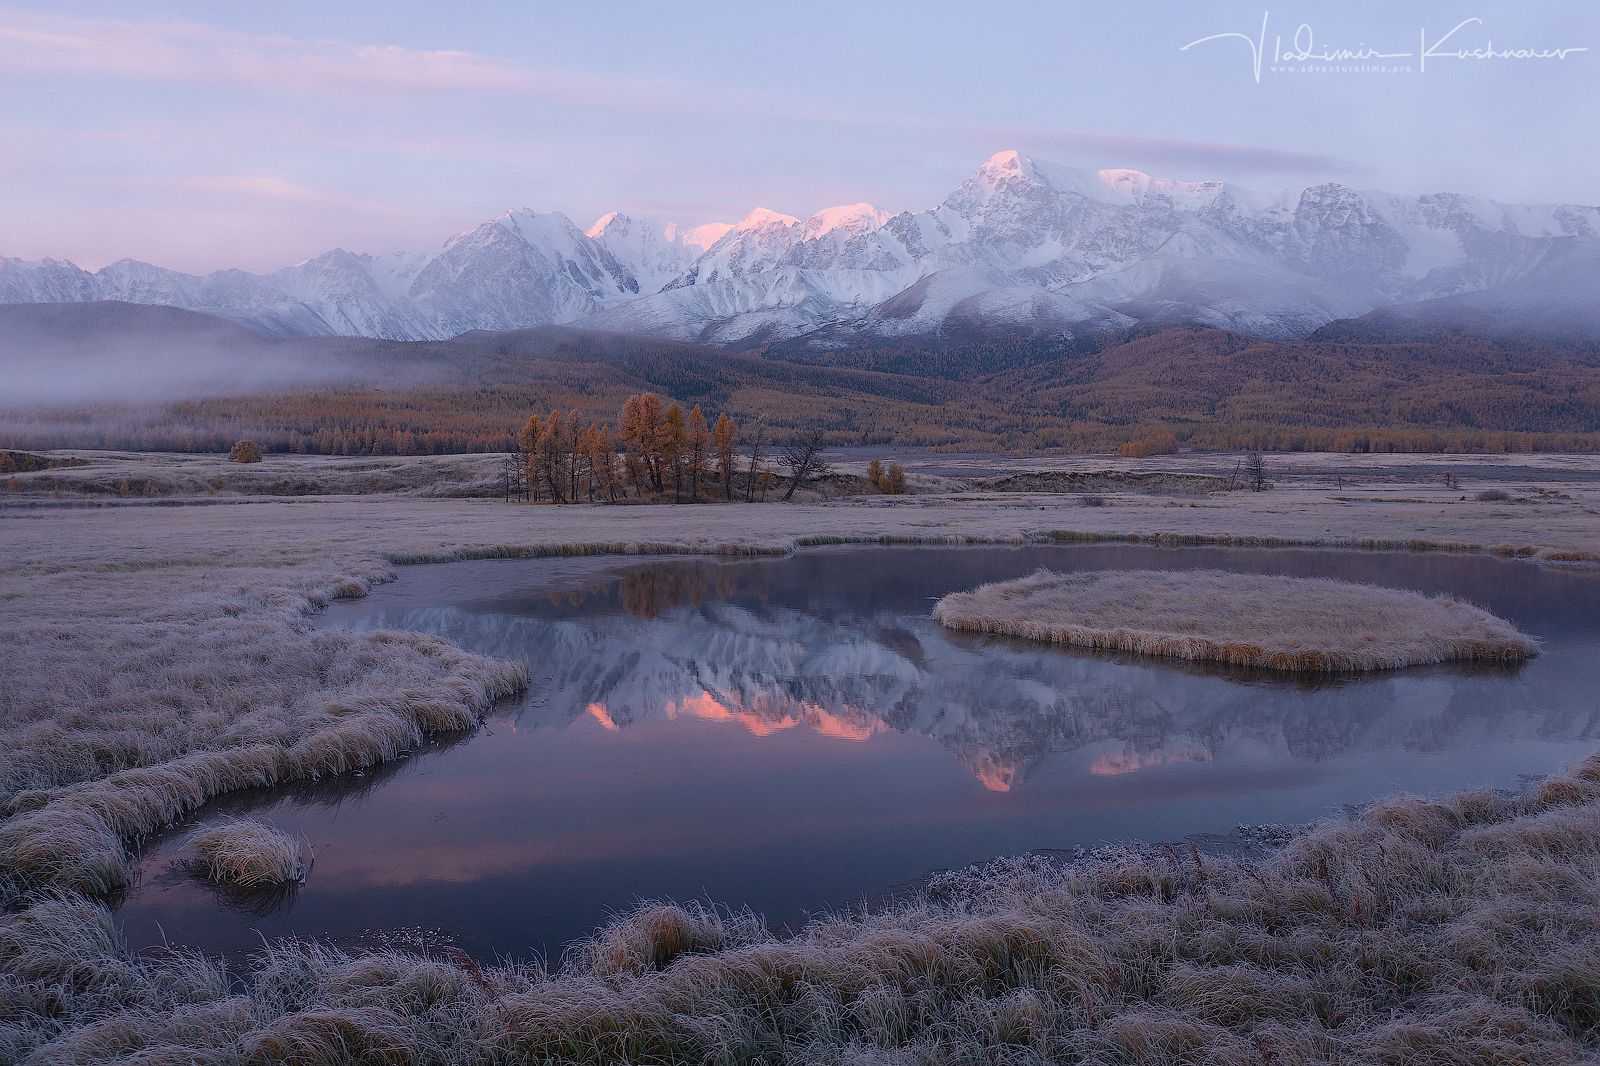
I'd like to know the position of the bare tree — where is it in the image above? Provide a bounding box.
[745,417,768,502]
[501,440,528,503]
[1245,451,1267,492]
[713,413,737,500]
[780,430,832,502]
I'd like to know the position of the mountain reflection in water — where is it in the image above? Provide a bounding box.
[113,545,1600,961]
[348,554,1574,794]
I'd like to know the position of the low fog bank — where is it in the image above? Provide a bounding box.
[0,302,445,408]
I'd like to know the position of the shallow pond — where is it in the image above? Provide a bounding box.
[118,544,1600,961]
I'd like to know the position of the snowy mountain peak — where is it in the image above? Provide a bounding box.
[5,151,1599,345]
[679,222,733,252]
[589,211,731,254]
[979,149,1035,177]
[971,153,1239,211]
[734,207,801,230]
[584,211,627,239]
[493,209,585,243]
[799,203,891,242]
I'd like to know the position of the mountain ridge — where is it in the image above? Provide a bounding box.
[4,151,1598,346]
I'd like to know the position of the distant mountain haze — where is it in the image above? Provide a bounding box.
[5,152,1598,347]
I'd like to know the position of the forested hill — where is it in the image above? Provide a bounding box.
[986,325,1600,451]
[2,303,1599,455]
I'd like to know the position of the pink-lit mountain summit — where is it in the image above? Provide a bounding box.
[4,151,1599,345]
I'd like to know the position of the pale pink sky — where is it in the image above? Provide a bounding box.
[3,1,1595,273]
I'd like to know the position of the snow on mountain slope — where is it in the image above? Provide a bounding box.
[583,263,918,346]
[797,202,892,244]
[95,259,334,336]
[4,151,1598,344]
[406,209,641,335]
[663,207,802,291]
[1376,237,1600,340]
[268,250,437,338]
[0,258,101,304]
[585,212,705,296]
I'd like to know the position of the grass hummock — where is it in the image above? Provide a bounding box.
[933,568,1538,671]
[181,818,305,889]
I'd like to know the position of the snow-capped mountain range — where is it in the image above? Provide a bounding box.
[5,150,1598,346]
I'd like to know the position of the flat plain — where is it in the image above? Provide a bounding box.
[4,449,1600,1062]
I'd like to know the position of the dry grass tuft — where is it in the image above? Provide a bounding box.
[182,818,304,889]
[571,903,769,977]
[933,568,1538,672]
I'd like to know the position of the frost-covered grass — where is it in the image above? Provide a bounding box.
[933,568,1539,671]
[5,756,1600,1062]
[2,463,1599,1061]
[1,449,511,498]
[182,819,304,889]
[0,556,525,902]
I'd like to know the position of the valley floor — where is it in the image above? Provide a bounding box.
[3,452,1600,1062]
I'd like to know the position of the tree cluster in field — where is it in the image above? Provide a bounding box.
[865,459,907,494]
[228,440,263,464]
[506,394,829,504]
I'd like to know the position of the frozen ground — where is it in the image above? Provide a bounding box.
[8,446,1600,500]
[3,452,1600,1061]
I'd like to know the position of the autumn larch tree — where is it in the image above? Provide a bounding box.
[518,413,543,499]
[713,413,737,500]
[537,409,568,503]
[228,439,262,463]
[882,462,906,495]
[618,396,648,497]
[660,403,687,502]
[565,408,583,504]
[866,459,883,491]
[686,405,711,502]
[621,393,666,495]
[588,425,621,501]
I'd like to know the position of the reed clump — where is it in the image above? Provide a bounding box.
[933,568,1538,672]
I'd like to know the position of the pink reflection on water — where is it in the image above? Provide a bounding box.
[656,690,886,742]
[585,702,619,731]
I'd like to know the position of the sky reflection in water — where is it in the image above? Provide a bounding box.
[117,545,1600,961]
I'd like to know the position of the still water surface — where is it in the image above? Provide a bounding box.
[117,545,1600,960]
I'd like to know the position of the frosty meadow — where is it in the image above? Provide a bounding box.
[5,2,1600,1062]
[5,460,1600,1061]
